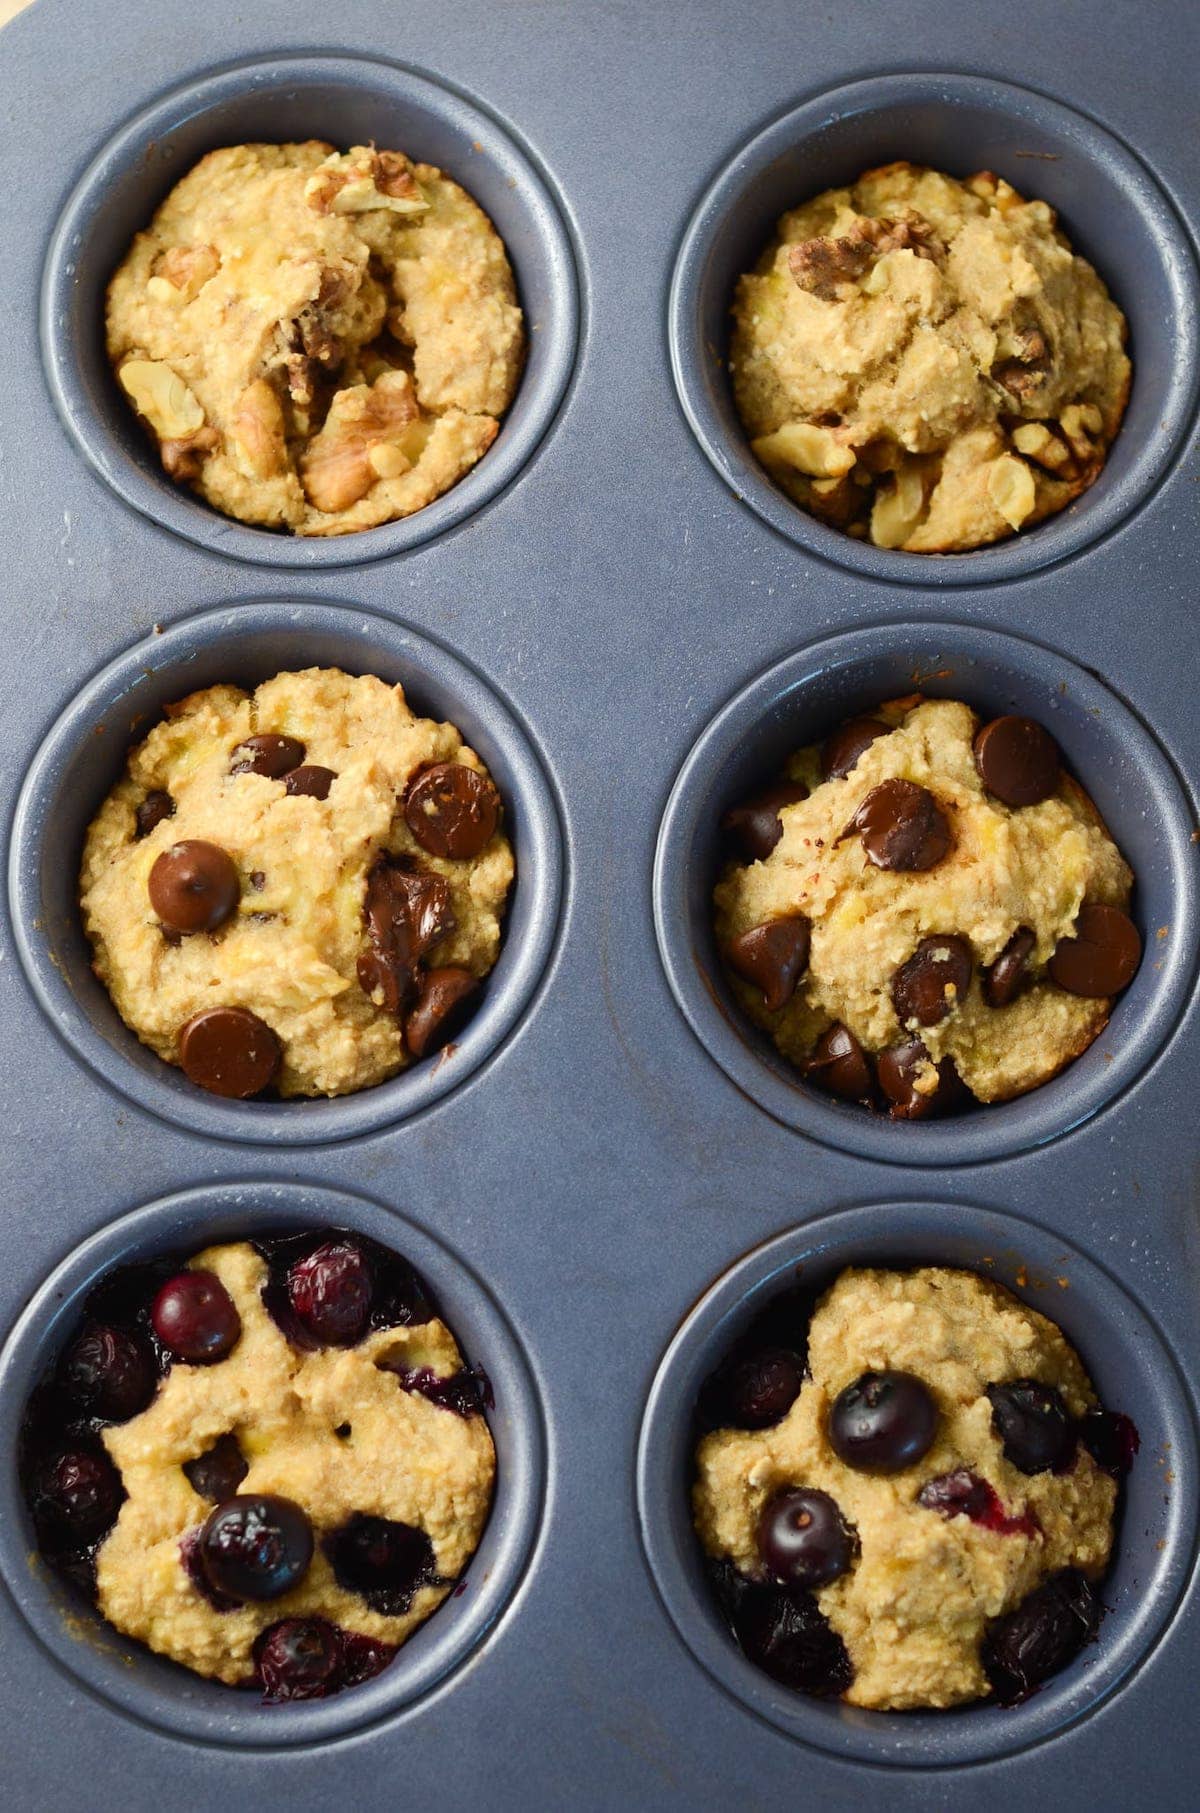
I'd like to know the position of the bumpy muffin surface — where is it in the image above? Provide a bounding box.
[715,697,1137,1107]
[106,142,524,534]
[694,1266,1131,1711]
[731,162,1129,552]
[80,667,514,1099]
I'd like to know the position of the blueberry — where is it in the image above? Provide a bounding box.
[285,1240,372,1347]
[1077,1408,1140,1480]
[60,1322,156,1422]
[987,1380,1075,1475]
[198,1494,313,1602]
[322,1513,438,1617]
[723,1347,805,1430]
[981,1569,1102,1704]
[711,1562,853,1698]
[255,1617,341,1702]
[756,1487,856,1588]
[828,1370,938,1473]
[152,1270,242,1364]
[182,1433,249,1502]
[38,1445,123,1541]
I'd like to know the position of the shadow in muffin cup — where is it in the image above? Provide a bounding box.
[652,620,1199,1166]
[668,71,1199,585]
[0,1181,547,1749]
[7,598,564,1145]
[40,53,580,568]
[636,1200,1198,1770]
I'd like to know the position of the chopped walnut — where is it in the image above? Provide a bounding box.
[300,370,421,514]
[870,462,926,547]
[232,380,286,479]
[1012,422,1074,474]
[303,148,429,218]
[993,324,1053,400]
[987,455,1037,529]
[751,420,856,479]
[789,213,944,300]
[160,425,219,480]
[147,243,220,305]
[118,359,206,441]
[1059,403,1104,459]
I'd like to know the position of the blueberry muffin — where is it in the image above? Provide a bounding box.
[715,697,1140,1113]
[79,667,513,1099]
[22,1229,494,1701]
[106,143,524,535]
[693,1266,1137,1710]
[732,162,1129,552]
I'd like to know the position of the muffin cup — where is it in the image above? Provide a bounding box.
[8,598,564,1143]
[41,53,580,567]
[668,71,1199,585]
[653,620,1199,1166]
[0,1180,546,1748]
[636,1200,1198,1769]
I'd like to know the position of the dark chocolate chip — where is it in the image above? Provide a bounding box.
[721,781,808,862]
[841,779,952,872]
[891,935,973,1028]
[983,926,1037,1008]
[803,1022,874,1102]
[178,1006,281,1098]
[1048,902,1141,997]
[404,762,500,860]
[973,716,1061,807]
[230,734,306,779]
[148,841,240,933]
[877,1038,967,1119]
[821,716,890,780]
[726,916,811,1012]
[134,789,175,839]
[284,765,336,800]
[404,966,479,1058]
[357,858,456,1014]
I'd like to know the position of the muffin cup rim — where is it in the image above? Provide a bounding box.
[39,49,582,570]
[6,597,567,1145]
[0,1178,548,1749]
[667,67,1200,588]
[635,1198,1200,1769]
[652,617,1200,1166]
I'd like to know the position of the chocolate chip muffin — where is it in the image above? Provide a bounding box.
[21,1229,495,1701]
[106,143,524,535]
[731,163,1130,552]
[715,697,1140,1113]
[79,667,513,1099]
[693,1266,1137,1710]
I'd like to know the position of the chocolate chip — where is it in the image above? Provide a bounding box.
[178,1006,281,1098]
[134,789,175,839]
[1048,903,1141,997]
[804,1022,874,1102]
[877,1038,967,1119]
[284,765,336,800]
[721,781,808,862]
[891,935,973,1028]
[148,841,240,933]
[984,927,1037,1008]
[973,716,1060,807]
[405,966,479,1058]
[726,916,811,1013]
[841,779,952,872]
[404,762,499,860]
[357,858,455,1013]
[821,716,890,780]
[230,734,306,779]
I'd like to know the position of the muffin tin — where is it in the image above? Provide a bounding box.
[1,2,1198,1806]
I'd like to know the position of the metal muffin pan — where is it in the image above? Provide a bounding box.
[2,1,1199,1806]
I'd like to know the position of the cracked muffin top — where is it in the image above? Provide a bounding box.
[693,1265,1137,1711]
[106,142,524,535]
[731,162,1130,553]
[21,1229,495,1702]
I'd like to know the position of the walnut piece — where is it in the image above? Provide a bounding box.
[987,455,1037,528]
[304,149,429,218]
[752,421,856,479]
[160,426,219,480]
[870,463,926,547]
[147,243,220,305]
[789,213,944,300]
[118,360,205,441]
[232,380,286,479]
[300,370,421,514]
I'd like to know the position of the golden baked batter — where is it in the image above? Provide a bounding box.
[106,143,524,534]
[731,163,1129,552]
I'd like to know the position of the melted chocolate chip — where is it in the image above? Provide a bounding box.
[1048,903,1141,997]
[134,789,175,839]
[404,966,479,1058]
[721,781,808,862]
[803,1022,874,1103]
[178,1006,281,1098]
[984,926,1037,1008]
[404,762,500,860]
[841,780,952,872]
[230,734,306,779]
[357,858,455,1014]
[149,841,240,934]
[877,1038,967,1119]
[821,716,889,780]
[891,935,973,1028]
[973,715,1061,807]
[285,765,336,800]
[726,916,811,1013]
